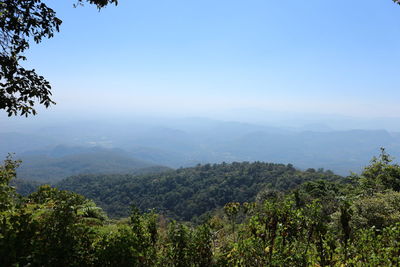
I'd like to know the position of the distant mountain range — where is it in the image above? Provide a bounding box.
[14,146,169,182]
[1,118,400,177]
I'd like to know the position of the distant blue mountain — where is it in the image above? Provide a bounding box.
[2,118,400,176]
[15,146,169,182]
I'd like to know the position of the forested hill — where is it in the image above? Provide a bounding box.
[57,162,342,220]
[16,146,170,183]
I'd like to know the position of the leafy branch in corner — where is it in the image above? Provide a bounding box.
[0,0,117,117]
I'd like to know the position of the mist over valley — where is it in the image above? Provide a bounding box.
[2,115,400,181]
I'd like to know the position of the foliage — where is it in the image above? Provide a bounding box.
[348,148,400,230]
[0,155,20,212]
[351,190,400,230]
[4,150,400,265]
[0,0,117,116]
[10,178,41,196]
[0,185,105,266]
[57,161,341,220]
[357,148,400,193]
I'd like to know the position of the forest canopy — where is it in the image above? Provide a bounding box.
[3,151,400,265]
[2,1,400,265]
[56,162,341,220]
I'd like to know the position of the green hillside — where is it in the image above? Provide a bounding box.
[4,151,400,266]
[57,161,341,220]
[16,148,169,182]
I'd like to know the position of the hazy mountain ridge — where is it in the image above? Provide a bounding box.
[2,118,400,176]
[14,146,169,182]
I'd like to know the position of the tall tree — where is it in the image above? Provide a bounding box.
[0,0,117,117]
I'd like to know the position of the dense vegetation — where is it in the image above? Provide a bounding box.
[2,0,400,265]
[57,162,341,220]
[3,149,400,266]
[10,178,42,196]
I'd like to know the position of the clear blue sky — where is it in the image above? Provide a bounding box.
[24,0,400,118]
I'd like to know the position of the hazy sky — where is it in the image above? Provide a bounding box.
[22,0,400,118]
